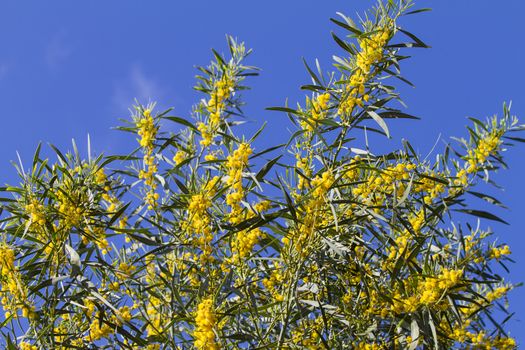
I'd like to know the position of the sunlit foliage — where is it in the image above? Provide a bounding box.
[0,1,522,349]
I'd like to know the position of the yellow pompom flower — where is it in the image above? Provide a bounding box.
[136,108,160,209]
[194,298,220,350]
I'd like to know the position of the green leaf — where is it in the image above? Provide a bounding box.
[455,209,509,225]
[249,121,267,144]
[300,84,326,92]
[32,142,43,170]
[174,177,190,194]
[266,106,300,115]
[163,116,198,130]
[303,58,323,86]
[379,111,420,120]
[418,172,449,185]
[330,17,362,35]
[367,110,390,138]
[404,8,432,15]
[467,191,507,209]
[48,143,68,166]
[256,155,282,181]
[107,202,131,227]
[6,334,16,350]
[383,68,415,86]
[398,29,431,48]
[278,177,297,222]
[504,136,525,143]
[211,48,227,68]
[331,32,356,55]
[250,144,285,159]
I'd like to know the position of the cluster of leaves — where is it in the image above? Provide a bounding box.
[0,0,522,349]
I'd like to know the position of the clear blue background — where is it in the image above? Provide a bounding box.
[1,0,523,343]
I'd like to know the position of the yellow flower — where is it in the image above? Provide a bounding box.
[173,150,187,165]
[0,244,33,319]
[466,131,501,173]
[199,73,235,148]
[485,285,510,302]
[300,93,331,132]
[194,298,220,350]
[137,109,157,151]
[338,28,390,118]
[489,245,511,259]
[136,108,159,209]
[20,342,38,350]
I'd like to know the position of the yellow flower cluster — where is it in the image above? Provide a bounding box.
[455,169,469,187]
[0,244,33,320]
[357,29,391,73]
[117,261,136,280]
[485,285,510,303]
[467,132,501,173]
[208,75,234,126]
[338,28,390,118]
[144,255,156,284]
[283,170,334,256]
[70,178,99,246]
[223,143,268,264]
[338,70,369,117]
[352,342,384,350]
[361,288,390,318]
[311,170,335,199]
[198,74,234,147]
[385,210,425,267]
[491,336,517,349]
[25,199,46,227]
[24,198,55,256]
[117,305,132,324]
[392,268,463,314]
[19,342,38,350]
[421,268,463,303]
[94,165,107,184]
[489,245,511,259]
[457,284,510,319]
[173,150,187,165]
[205,152,219,162]
[300,93,330,132]
[137,109,157,151]
[352,162,414,209]
[228,201,270,265]
[88,312,113,341]
[143,255,172,337]
[137,109,159,210]
[449,168,469,196]
[138,152,159,209]
[291,317,324,349]
[295,154,312,190]
[344,156,361,182]
[146,295,164,337]
[187,192,211,250]
[413,171,446,204]
[262,266,286,302]
[225,143,252,223]
[84,224,110,255]
[55,180,85,229]
[194,298,219,350]
[182,176,220,263]
[449,326,516,350]
[95,168,128,234]
[85,304,133,342]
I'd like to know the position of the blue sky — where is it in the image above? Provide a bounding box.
[1,0,524,342]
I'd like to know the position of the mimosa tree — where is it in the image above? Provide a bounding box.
[0,1,522,349]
